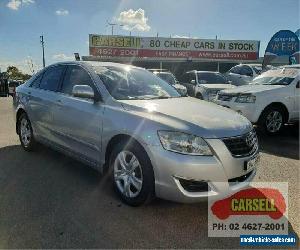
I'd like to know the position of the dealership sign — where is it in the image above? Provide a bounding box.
[89,34,260,61]
[263,30,300,67]
[208,182,288,237]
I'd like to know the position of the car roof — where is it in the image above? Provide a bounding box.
[237,64,262,67]
[154,71,173,75]
[185,70,221,74]
[52,61,141,70]
[278,64,300,69]
[258,68,300,78]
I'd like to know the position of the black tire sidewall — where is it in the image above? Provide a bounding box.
[260,107,285,135]
[109,141,155,206]
[18,113,35,151]
[196,93,203,99]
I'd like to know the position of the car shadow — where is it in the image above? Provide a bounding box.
[0,144,299,248]
[255,123,299,160]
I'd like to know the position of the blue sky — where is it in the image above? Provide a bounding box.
[0,0,299,73]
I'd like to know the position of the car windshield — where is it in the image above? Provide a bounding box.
[252,66,262,74]
[96,66,181,100]
[156,73,176,85]
[197,72,227,84]
[251,76,294,85]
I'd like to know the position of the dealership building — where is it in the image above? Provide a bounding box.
[81,34,288,77]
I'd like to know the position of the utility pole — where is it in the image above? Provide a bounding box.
[106,21,124,35]
[107,22,116,35]
[40,35,45,68]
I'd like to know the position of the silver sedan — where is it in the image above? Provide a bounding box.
[13,61,259,206]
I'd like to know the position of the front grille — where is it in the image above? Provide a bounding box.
[217,94,233,102]
[229,170,253,184]
[222,130,258,158]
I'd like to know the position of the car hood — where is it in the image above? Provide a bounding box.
[119,97,252,138]
[220,84,285,95]
[201,84,235,90]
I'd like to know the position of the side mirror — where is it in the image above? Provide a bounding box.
[72,85,95,99]
[228,80,233,84]
[296,81,300,88]
[190,79,196,85]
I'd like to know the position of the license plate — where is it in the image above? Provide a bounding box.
[244,154,259,171]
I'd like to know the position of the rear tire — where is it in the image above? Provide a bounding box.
[109,141,155,206]
[258,106,286,135]
[18,113,36,151]
[196,93,203,99]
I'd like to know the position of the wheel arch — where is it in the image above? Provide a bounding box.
[195,92,203,99]
[104,134,150,171]
[259,102,289,123]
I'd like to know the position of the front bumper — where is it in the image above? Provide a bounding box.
[146,138,259,203]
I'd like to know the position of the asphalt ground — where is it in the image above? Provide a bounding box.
[0,97,299,249]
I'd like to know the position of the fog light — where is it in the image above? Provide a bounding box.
[179,178,210,192]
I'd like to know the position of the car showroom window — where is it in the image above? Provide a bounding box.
[61,65,95,95]
[39,66,65,91]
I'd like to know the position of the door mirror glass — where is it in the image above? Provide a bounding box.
[296,81,300,88]
[72,85,94,99]
[190,79,196,85]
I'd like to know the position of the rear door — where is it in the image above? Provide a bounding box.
[27,65,65,141]
[53,65,103,163]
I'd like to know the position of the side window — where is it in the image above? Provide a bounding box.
[30,73,43,88]
[180,73,190,83]
[229,66,239,74]
[240,66,253,76]
[39,66,65,91]
[61,65,94,95]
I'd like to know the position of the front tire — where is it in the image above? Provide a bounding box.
[18,113,36,151]
[259,106,285,135]
[109,141,155,206]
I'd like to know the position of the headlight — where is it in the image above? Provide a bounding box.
[235,94,256,103]
[157,131,213,156]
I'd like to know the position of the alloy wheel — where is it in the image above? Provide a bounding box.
[265,111,283,133]
[20,117,32,147]
[113,151,143,198]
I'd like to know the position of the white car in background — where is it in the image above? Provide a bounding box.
[151,70,187,96]
[225,64,273,86]
[179,71,235,101]
[216,67,300,134]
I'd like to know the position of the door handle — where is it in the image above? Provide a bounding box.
[27,91,31,95]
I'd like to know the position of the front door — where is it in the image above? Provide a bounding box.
[53,65,102,164]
